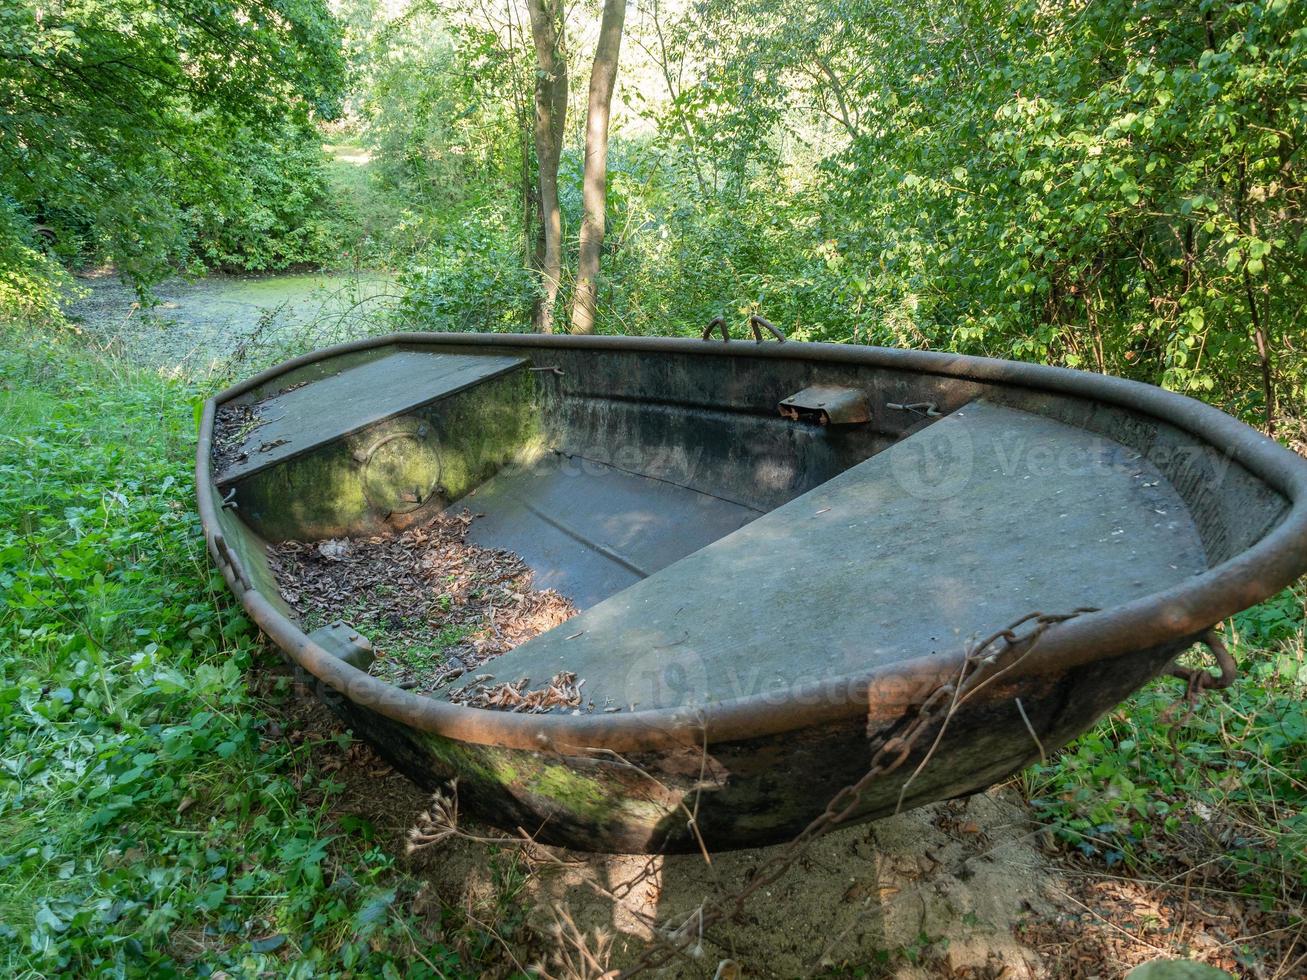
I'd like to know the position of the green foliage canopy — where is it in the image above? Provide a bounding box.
[667,0,1305,423]
[0,0,346,305]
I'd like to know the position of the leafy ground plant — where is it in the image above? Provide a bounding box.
[0,333,479,977]
[1024,589,1306,940]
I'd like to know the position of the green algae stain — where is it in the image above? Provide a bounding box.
[232,363,540,541]
[418,732,630,826]
[528,764,615,822]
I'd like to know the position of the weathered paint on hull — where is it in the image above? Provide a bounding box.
[307,639,1184,852]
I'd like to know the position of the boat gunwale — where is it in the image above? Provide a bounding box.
[196,332,1307,753]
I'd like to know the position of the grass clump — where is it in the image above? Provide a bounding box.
[1026,586,1307,906]
[0,335,470,976]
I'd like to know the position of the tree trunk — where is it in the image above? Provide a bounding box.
[1234,158,1277,434]
[525,0,567,333]
[505,0,535,268]
[569,0,626,334]
[1245,267,1276,435]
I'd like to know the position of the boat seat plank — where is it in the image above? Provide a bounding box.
[216,351,526,484]
[464,455,763,608]
[459,400,1209,711]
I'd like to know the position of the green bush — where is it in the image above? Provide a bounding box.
[0,0,346,314]
[1026,588,1306,897]
[186,126,350,274]
[396,210,540,332]
[0,201,77,327]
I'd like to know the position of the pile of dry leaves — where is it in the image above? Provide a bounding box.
[1017,857,1307,978]
[269,510,577,697]
[211,400,264,475]
[448,671,586,714]
[211,379,307,475]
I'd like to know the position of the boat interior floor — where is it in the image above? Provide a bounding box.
[463,456,763,609]
[455,400,1210,712]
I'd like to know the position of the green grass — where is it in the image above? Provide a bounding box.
[374,625,471,674]
[1025,586,1307,903]
[0,334,472,977]
[322,140,408,269]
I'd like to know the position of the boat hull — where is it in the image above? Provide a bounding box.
[197,334,1307,853]
[306,639,1182,851]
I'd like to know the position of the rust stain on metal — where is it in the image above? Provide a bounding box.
[779,385,871,426]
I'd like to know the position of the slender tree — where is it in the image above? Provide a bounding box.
[569,0,626,334]
[524,0,568,333]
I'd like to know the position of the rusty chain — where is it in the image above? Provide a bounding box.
[618,606,1098,976]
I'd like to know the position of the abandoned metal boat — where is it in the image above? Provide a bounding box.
[196,332,1307,853]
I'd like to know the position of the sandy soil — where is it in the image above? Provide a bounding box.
[404,785,1057,978]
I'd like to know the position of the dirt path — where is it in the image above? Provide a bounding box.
[481,789,1058,977]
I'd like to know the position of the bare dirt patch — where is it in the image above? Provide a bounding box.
[1018,857,1306,978]
[268,511,576,694]
[403,787,1060,978]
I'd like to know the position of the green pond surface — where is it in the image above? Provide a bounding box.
[69,270,399,377]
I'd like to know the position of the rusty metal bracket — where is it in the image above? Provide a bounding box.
[701,316,728,342]
[308,621,375,671]
[779,385,871,426]
[1168,629,1237,693]
[210,532,252,593]
[1160,629,1238,741]
[748,314,787,343]
[887,401,942,418]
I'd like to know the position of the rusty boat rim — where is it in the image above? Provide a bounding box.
[196,333,1307,754]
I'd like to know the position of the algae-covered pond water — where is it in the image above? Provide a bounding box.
[69,270,399,377]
